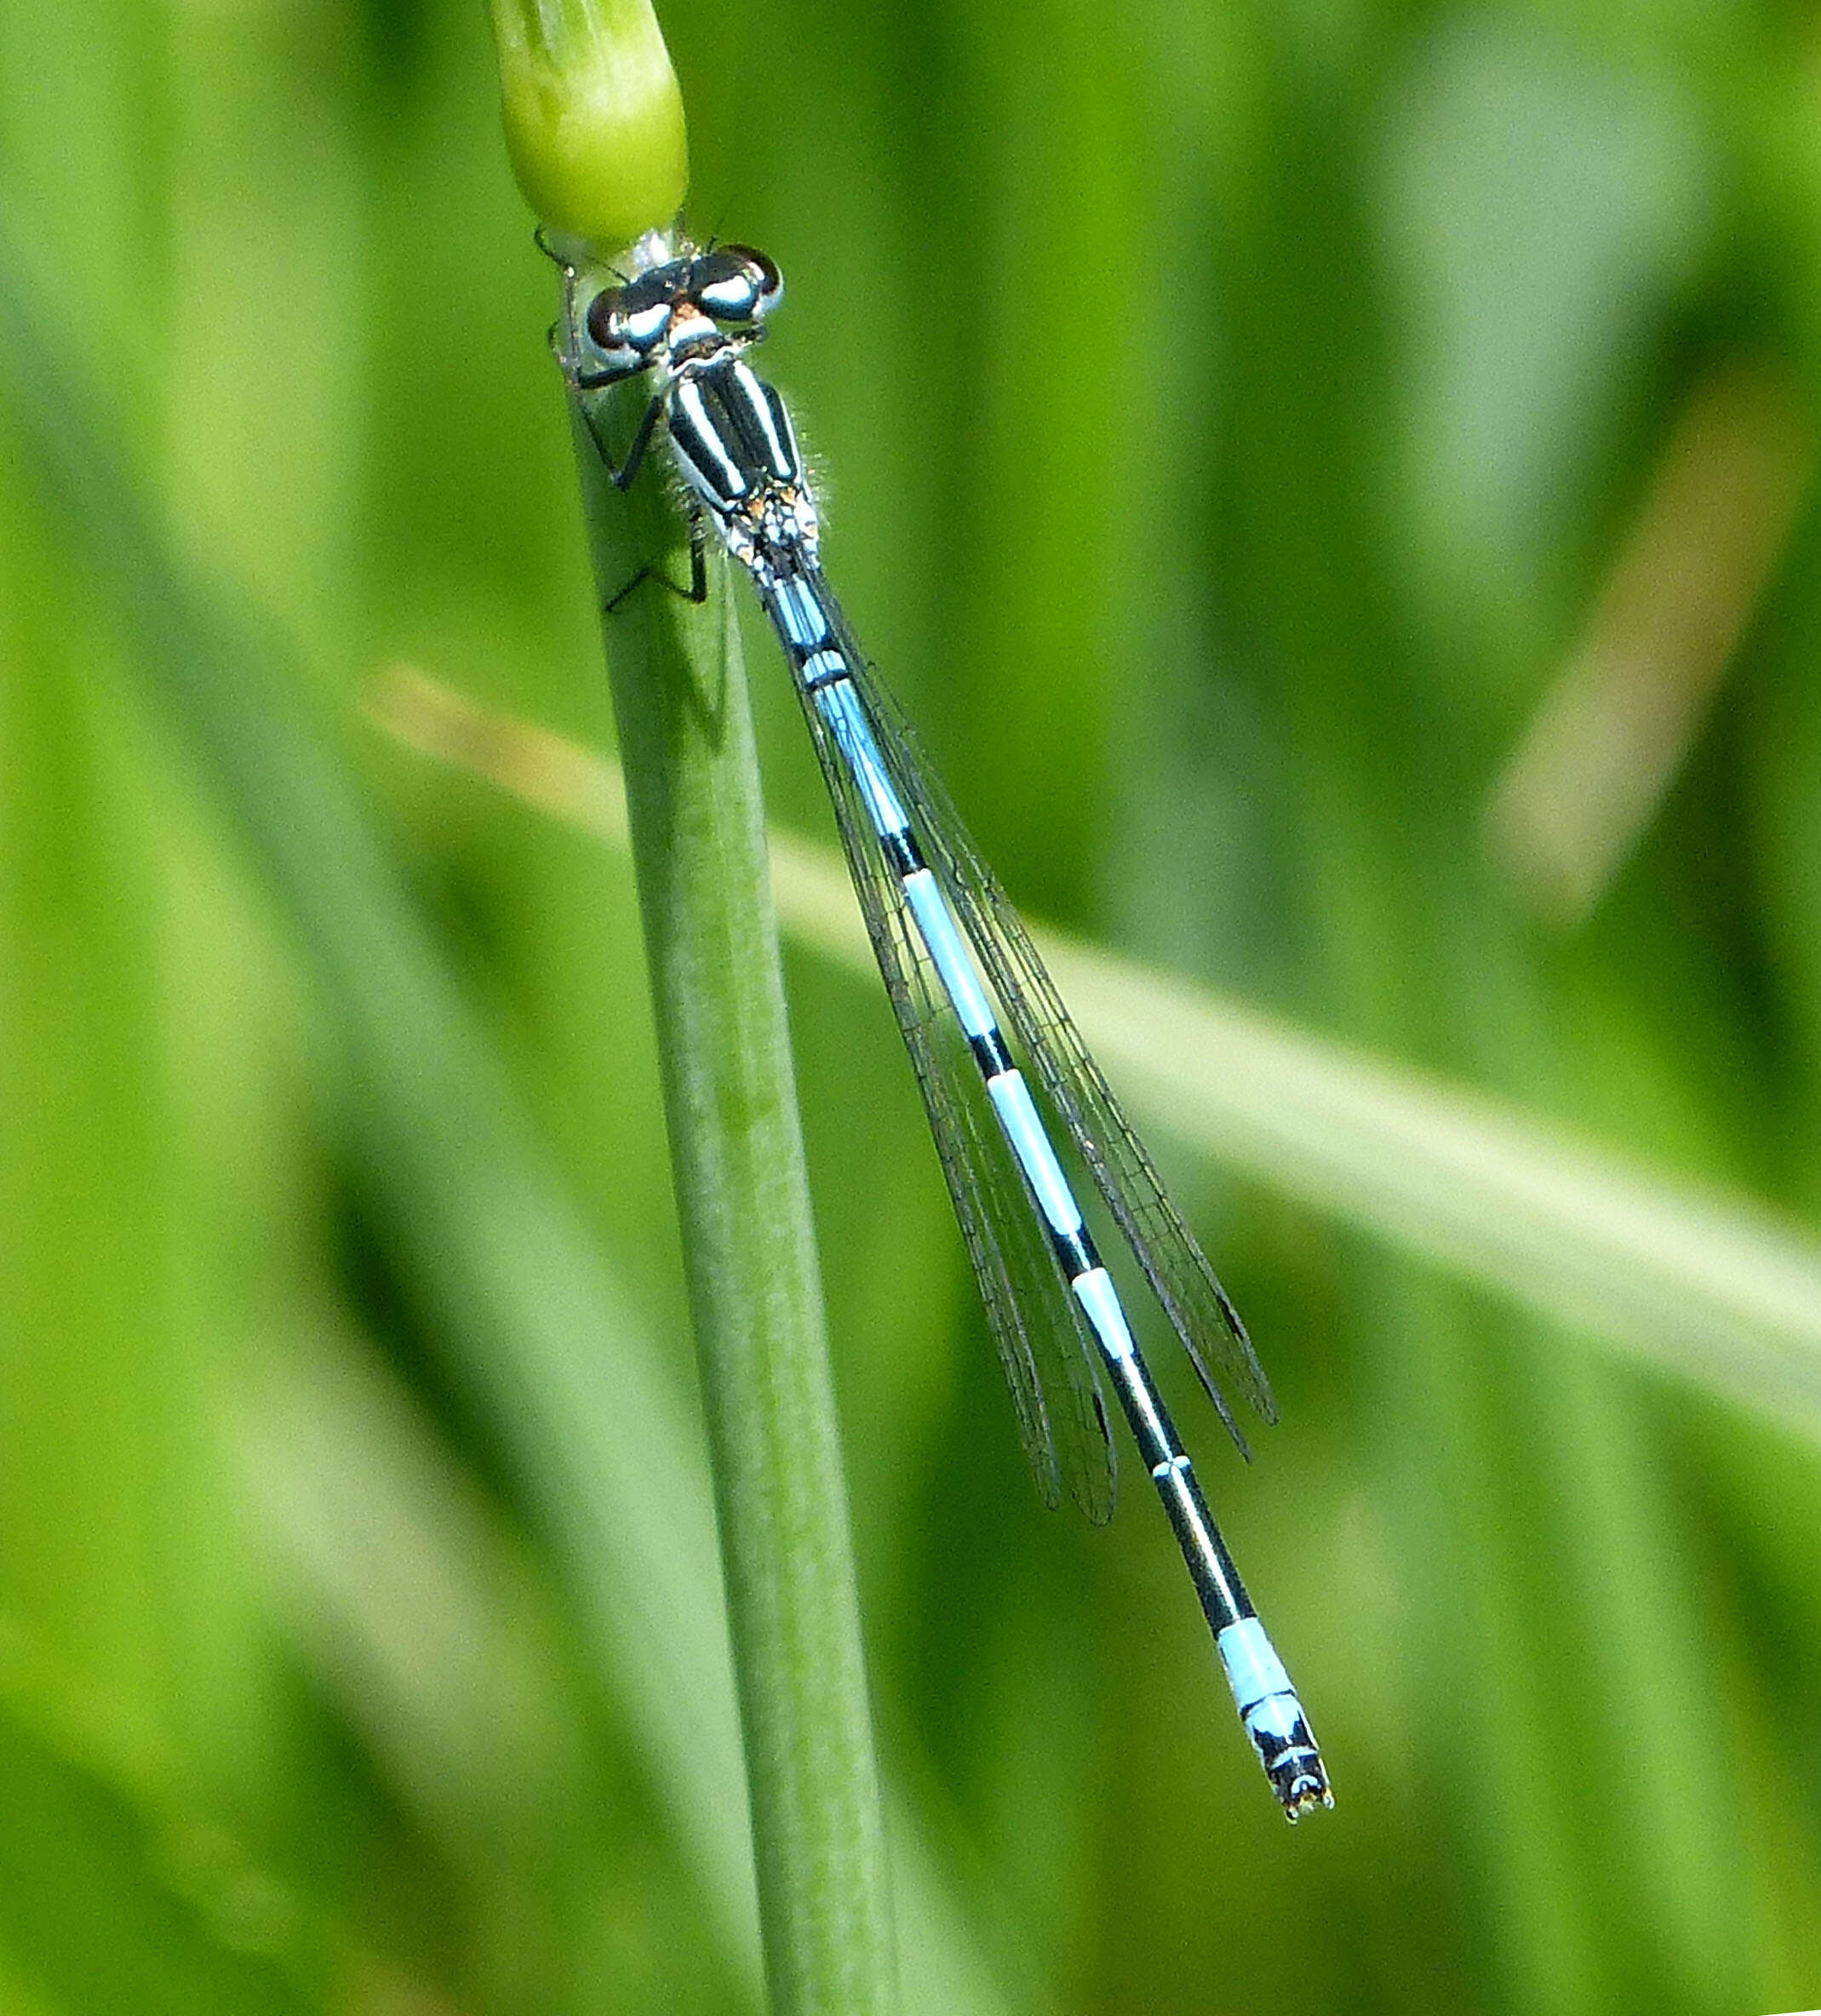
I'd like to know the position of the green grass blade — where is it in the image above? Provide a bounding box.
[0,1618,331,2016]
[1043,937,1821,1433]
[565,341,897,2013]
[375,684,1821,1436]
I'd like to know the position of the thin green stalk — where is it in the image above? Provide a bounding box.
[484,1,896,1994]
[570,376,897,2016]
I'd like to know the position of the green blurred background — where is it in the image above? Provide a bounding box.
[4,0,1821,2011]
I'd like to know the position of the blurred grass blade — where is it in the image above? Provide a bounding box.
[1485,362,1811,924]
[0,1617,329,2015]
[248,1309,1017,2016]
[238,1326,599,1864]
[375,670,1821,1437]
[0,194,1013,2016]
[1046,942,1821,1430]
[0,192,759,1991]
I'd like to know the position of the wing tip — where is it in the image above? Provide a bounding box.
[1065,1385,1120,1526]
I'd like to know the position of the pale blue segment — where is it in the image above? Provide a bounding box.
[902,868,994,1038]
[802,648,845,685]
[987,1068,1084,1236]
[773,574,828,648]
[1217,1616,1294,1714]
[815,680,910,835]
[1072,1266,1136,1361]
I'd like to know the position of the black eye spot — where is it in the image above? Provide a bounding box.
[585,289,623,351]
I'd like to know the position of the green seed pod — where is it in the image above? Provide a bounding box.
[489,0,689,251]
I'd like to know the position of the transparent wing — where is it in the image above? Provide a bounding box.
[810,578,1275,1448]
[793,664,1118,1525]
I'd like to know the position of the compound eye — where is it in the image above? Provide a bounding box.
[581,289,634,371]
[584,288,669,368]
[696,246,783,323]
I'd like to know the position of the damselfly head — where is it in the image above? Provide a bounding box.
[582,245,782,376]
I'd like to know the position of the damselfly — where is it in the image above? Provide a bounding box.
[552,228,1331,1819]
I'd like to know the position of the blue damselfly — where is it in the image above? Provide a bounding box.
[553,228,1331,1819]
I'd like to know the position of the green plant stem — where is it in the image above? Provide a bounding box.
[570,390,897,2016]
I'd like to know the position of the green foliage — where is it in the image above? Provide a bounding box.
[2,1,1819,2013]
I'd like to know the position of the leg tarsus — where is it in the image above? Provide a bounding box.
[604,512,710,615]
[686,515,707,601]
[604,565,661,615]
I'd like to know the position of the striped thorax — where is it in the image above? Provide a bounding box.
[579,232,820,583]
